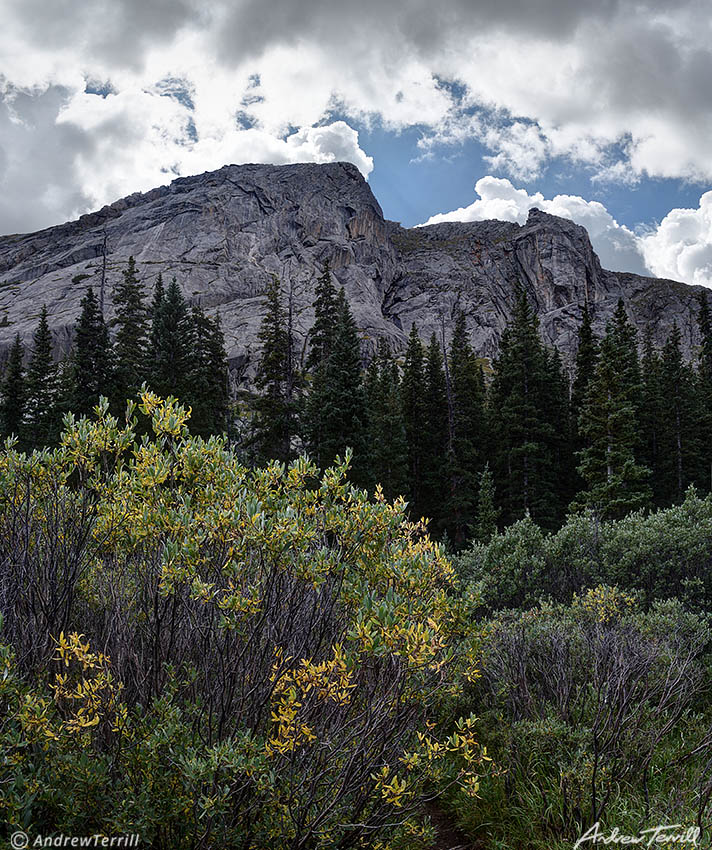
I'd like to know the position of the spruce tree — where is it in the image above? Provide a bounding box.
[68,287,110,417]
[695,291,712,491]
[253,276,298,463]
[420,334,449,535]
[543,345,574,517]
[575,304,651,519]
[612,298,643,395]
[696,290,712,379]
[571,304,599,445]
[364,354,379,417]
[569,303,600,506]
[401,324,427,518]
[150,274,165,323]
[307,261,337,372]
[24,306,60,447]
[694,370,712,494]
[112,256,149,406]
[149,276,192,400]
[489,287,561,528]
[0,334,25,442]
[307,288,367,479]
[365,339,408,499]
[447,311,486,545]
[639,329,665,504]
[189,306,230,437]
[305,263,339,460]
[474,461,499,543]
[657,324,700,503]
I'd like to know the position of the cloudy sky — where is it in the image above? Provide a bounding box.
[2,0,712,285]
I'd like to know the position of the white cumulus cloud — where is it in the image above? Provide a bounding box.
[2,0,712,240]
[422,176,647,276]
[640,193,712,287]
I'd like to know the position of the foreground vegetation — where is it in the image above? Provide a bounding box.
[448,499,712,848]
[456,600,712,848]
[2,394,712,847]
[0,393,491,849]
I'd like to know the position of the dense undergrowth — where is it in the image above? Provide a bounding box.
[0,393,490,849]
[2,393,712,848]
[447,497,712,848]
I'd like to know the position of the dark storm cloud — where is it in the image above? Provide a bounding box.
[214,0,621,63]
[7,0,201,71]
[200,0,712,183]
[0,85,94,233]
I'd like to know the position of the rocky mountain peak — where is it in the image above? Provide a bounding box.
[0,161,706,382]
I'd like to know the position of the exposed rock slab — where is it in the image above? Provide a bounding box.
[0,162,705,382]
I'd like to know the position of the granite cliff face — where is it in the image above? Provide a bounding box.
[385,212,704,370]
[0,161,705,382]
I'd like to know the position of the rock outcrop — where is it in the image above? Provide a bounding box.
[0,161,705,382]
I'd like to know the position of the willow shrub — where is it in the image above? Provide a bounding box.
[456,487,712,611]
[450,589,712,848]
[0,392,490,849]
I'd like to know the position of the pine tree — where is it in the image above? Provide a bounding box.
[68,287,110,417]
[112,256,149,406]
[575,303,651,519]
[0,334,25,442]
[189,306,231,437]
[149,277,192,400]
[307,261,337,372]
[474,461,499,543]
[420,334,449,535]
[447,311,486,545]
[401,324,427,519]
[24,306,60,447]
[365,339,408,499]
[657,324,701,503]
[307,288,367,479]
[489,287,562,528]
[253,276,298,463]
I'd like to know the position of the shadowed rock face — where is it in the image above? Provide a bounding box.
[0,161,706,382]
[386,210,706,378]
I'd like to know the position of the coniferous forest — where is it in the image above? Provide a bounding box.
[3,258,712,848]
[5,257,712,535]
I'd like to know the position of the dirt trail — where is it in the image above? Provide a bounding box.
[425,802,483,850]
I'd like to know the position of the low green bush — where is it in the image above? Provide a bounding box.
[456,487,712,610]
[447,590,712,848]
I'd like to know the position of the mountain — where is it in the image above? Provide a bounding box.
[0,161,705,383]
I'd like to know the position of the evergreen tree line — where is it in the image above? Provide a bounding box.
[251,265,712,544]
[0,257,230,448]
[4,256,712,544]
